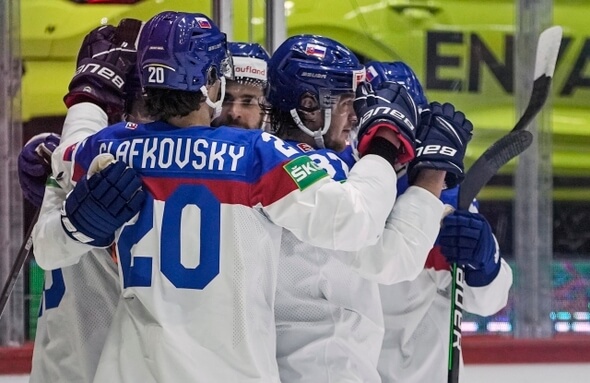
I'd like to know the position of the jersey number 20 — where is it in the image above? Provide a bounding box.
[118,184,221,290]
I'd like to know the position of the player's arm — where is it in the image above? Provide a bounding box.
[260,83,420,251]
[337,102,472,283]
[463,259,513,316]
[33,21,141,270]
[338,184,445,284]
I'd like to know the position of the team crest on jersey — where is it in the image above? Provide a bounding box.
[125,122,138,130]
[284,156,328,191]
[305,43,327,59]
[196,17,212,29]
[296,142,314,153]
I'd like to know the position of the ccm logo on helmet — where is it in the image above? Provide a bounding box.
[76,63,125,89]
[359,107,415,131]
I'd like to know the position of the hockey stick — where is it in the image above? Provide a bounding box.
[458,26,562,210]
[447,25,562,383]
[0,208,39,319]
[0,141,54,319]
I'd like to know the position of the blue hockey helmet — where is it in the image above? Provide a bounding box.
[267,34,365,147]
[267,34,365,112]
[137,12,233,93]
[365,61,428,111]
[228,42,270,87]
[229,42,270,62]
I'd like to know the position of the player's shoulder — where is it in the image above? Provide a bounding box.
[337,145,357,168]
[206,124,266,142]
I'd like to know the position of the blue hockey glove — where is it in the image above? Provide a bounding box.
[438,210,501,286]
[18,133,60,207]
[61,161,146,247]
[353,81,418,164]
[408,102,473,188]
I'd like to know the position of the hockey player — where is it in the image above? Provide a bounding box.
[21,20,143,383]
[266,35,473,382]
[365,61,513,383]
[213,42,270,129]
[37,12,424,382]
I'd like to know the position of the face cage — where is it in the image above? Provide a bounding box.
[290,88,356,149]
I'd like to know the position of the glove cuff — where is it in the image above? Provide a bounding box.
[61,203,114,247]
[364,137,399,168]
[358,121,414,163]
[63,58,127,121]
[465,259,502,287]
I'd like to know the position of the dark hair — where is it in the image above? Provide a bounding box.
[262,95,317,138]
[262,105,297,137]
[144,88,205,121]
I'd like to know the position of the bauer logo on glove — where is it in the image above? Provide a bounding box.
[358,106,416,133]
[416,144,457,157]
[75,63,125,90]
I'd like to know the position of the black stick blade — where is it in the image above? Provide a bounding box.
[458,130,534,210]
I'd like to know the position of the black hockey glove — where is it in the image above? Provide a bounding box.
[353,81,418,164]
[408,102,473,188]
[64,19,142,123]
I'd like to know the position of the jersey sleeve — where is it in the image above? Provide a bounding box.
[51,102,108,191]
[33,102,108,270]
[252,133,398,251]
[338,186,445,284]
[463,259,513,316]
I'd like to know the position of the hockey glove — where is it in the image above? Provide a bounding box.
[61,161,145,247]
[64,19,143,123]
[18,133,61,207]
[438,210,501,286]
[353,81,418,164]
[408,102,473,188]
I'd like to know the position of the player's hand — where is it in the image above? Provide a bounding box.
[408,102,473,188]
[438,210,501,286]
[61,160,145,247]
[64,19,143,123]
[18,133,61,207]
[353,81,418,164]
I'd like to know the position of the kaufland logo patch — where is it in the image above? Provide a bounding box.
[366,66,378,82]
[232,56,267,81]
[305,43,327,59]
[196,17,212,29]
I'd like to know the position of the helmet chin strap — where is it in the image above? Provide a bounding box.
[201,77,226,120]
[289,108,332,149]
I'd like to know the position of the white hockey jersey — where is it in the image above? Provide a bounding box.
[275,143,445,383]
[377,185,513,383]
[30,103,119,383]
[44,120,401,383]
